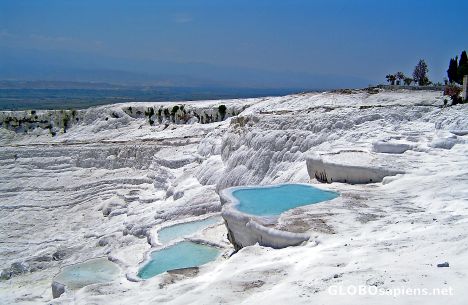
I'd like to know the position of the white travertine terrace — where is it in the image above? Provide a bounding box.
[220,184,319,250]
[1,90,468,304]
[306,150,405,184]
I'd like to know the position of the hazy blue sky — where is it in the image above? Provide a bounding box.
[0,0,467,88]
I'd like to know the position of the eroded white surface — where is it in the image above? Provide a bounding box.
[1,90,468,304]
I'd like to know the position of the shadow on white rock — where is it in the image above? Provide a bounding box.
[372,140,414,154]
[429,136,458,150]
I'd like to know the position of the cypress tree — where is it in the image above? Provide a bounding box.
[447,57,458,83]
[458,50,468,84]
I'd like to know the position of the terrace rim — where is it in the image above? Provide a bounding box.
[220,183,339,250]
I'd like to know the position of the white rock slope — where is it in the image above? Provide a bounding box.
[1,90,467,305]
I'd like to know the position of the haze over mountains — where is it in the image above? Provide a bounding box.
[0,48,371,90]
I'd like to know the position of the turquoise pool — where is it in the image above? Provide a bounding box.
[54,258,120,289]
[158,216,221,244]
[138,241,220,279]
[231,184,339,216]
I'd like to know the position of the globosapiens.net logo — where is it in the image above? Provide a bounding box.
[328,285,454,297]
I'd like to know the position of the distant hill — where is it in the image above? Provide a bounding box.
[0,80,126,90]
[0,48,372,90]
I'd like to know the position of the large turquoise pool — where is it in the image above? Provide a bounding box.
[138,241,220,279]
[232,184,339,216]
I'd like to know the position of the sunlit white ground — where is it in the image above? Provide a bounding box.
[0,90,467,304]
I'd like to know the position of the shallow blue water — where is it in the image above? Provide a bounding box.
[138,241,220,279]
[54,258,120,289]
[232,184,339,216]
[158,216,221,244]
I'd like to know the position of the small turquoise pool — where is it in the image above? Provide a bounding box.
[138,241,220,279]
[54,258,120,289]
[232,184,339,216]
[158,216,221,244]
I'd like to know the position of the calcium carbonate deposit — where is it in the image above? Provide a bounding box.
[1,90,467,304]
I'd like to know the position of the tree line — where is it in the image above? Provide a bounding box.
[385,59,430,86]
[384,50,467,88]
[383,50,467,104]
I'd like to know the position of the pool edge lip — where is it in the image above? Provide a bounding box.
[220,183,339,249]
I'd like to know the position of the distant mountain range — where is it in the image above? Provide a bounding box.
[0,80,128,89]
[0,48,372,90]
